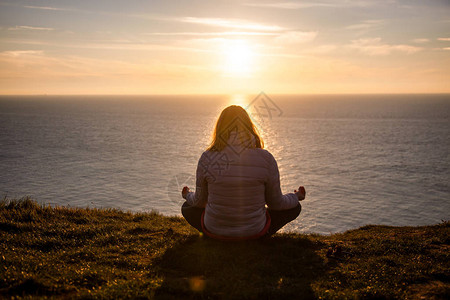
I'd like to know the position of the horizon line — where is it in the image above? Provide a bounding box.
[1,92,450,97]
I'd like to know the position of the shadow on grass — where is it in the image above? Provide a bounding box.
[154,234,324,299]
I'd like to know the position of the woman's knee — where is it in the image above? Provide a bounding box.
[295,202,302,216]
[181,201,187,216]
[286,203,301,221]
[181,202,204,221]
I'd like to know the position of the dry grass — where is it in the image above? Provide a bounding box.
[1,198,448,299]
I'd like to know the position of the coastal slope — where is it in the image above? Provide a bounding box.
[1,198,448,299]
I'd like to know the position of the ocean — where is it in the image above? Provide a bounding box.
[1,94,449,234]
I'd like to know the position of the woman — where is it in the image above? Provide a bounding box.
[181,105,305,240]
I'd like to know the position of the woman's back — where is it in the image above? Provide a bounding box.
[181,105,304,239]
[201,138,271,237]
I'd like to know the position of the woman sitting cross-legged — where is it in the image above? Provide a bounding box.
[181,105,306,240]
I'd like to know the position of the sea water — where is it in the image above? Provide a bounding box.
[1,94,449,234]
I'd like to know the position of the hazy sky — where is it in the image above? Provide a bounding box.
[0,0,449,94]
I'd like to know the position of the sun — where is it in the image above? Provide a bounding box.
[222,40,255,77]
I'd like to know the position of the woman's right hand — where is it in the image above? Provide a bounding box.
[295,186,306,201]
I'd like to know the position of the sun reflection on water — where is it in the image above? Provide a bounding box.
[227,94,249,108]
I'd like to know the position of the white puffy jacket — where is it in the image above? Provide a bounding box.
[186,131,299,237]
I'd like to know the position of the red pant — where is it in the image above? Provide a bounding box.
[181,201,301,238]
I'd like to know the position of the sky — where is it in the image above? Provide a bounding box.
[0,0,449,95]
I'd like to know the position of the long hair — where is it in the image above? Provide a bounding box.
[207,105,264,151]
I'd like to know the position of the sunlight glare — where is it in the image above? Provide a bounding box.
[222,40,254,77]
[228,94,249,108]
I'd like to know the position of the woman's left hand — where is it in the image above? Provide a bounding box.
[182,186,190,199]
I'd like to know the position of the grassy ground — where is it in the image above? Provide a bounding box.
[0,198,448,299]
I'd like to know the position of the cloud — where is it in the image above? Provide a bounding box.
[349,38,423,55]
[431,47,450,51]
[1,50,44,57]
[23,5,71,11]
[438,37,450,41]
[274,31,317,44]
[8,26,55,31]
[79,42,215,53]
[243,1,375,9]
[412,38,430,43]
[0,36,219,54]
[144,31,278,37]
[345,20,385,31]
[0,50,131,78]
[244,2,335,9]
[179,17,285,31]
